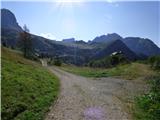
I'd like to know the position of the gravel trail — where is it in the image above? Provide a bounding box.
[45,66,148,120]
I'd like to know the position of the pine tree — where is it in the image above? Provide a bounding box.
[19,25,33,58]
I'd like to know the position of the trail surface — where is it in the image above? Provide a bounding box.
[45,66,148,120]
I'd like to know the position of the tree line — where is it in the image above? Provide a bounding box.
[88,52,129,68]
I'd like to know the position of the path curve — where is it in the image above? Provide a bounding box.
[45,66,148,120]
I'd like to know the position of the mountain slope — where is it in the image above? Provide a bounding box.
[90,34,160,57]
[1,9,94,65]
[2,8,160,65]
[62,38,75,42]
[122,37,160,56]
[92,33,122,43]
[1,8,22,32]
[92,40,138,60]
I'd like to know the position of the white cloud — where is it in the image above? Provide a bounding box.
[40,33,56,40]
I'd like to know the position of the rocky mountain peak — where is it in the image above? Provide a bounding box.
[1,8,22,32]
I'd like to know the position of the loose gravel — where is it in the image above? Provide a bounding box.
[45,66,148,120]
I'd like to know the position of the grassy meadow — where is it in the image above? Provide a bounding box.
[1,47,60,120]
[61,63,156,80]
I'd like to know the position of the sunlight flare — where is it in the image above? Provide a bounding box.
[50,0,85,34]
[55,0,84,3]
[54,0,84,7]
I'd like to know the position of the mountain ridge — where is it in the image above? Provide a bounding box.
[1,8,22,32]
[1,8,160,65]
[92,39,138,60]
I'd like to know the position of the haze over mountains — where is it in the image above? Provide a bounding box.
[1,8,160,65]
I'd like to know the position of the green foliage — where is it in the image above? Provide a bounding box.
[135,75,160,120]
[54,58,62,66]
[61,63,155,80]
[48,57,62,66]
[148,56,160,70]
[88,53,129,68]
[1,47,60,120]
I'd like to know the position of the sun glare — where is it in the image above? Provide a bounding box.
[50,0,85,34]
[53,0,84,8]
[55,0,84,3]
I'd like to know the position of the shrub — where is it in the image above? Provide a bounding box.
[48,57,62,66]
[148,56,160,70]
[135,75,160,120]
[54,58,62,66]
[88,53,128,68]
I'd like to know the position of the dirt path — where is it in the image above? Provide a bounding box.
[45,66,148,120]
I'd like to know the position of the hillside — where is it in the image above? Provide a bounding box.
[92,40,138,60]
[122,37,160,56]
[1,47,59,120]
[2,8,160,66]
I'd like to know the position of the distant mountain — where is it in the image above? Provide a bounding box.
[92,33,122,43]
[92,40,138,60]
[1,28,93,65]
[1,8,160,66]
[62,38,75,42]
[75,40,87,44]
[89,33,123,49]
[1,9,94,65]
[122,37,160,57]
[91,33,160,57]
[1,8,22,32]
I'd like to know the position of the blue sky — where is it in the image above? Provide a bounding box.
[1,0,160,47]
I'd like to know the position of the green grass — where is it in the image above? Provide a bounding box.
[61,65,109,77]
[134,75,160,120]
[1,47,60,120]
[61,63,155,80]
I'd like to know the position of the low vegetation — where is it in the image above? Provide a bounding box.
[1,47,60,120]
[134,75,160,120]
[148,55,160,70]
[134,56,160,120]
[61,62,155,80]
[48,57,62,66]
[88,52,129,68]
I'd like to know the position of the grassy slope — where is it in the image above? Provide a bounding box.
[1,47,59,120]
[61,63,155,80]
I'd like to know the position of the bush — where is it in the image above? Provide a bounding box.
[88,53,128,68]
[54,59,62,66]
[135,75,160,120]
[148,56,160,70]
[48,57,62,66]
